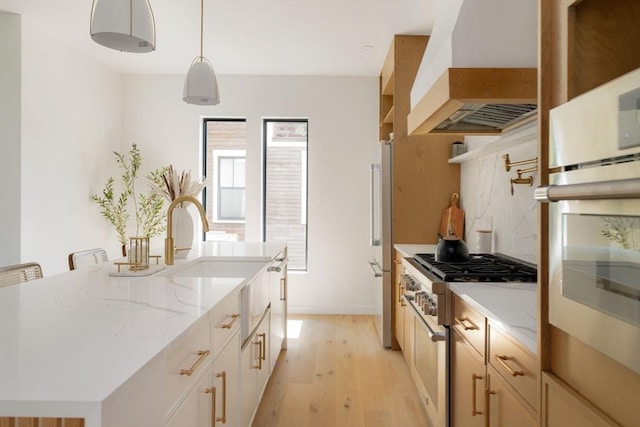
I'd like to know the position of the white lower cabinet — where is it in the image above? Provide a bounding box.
[166,287,242,427]
[212,331,240,426]
[166,364,214,427]
[240,309,271,427]
[269,250,287,373]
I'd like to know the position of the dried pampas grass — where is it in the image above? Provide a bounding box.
[148,165,208,204]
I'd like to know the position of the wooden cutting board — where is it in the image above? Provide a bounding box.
[439,193,465,238]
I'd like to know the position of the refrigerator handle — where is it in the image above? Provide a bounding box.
[370,163,381,246]
[368,260,383,278]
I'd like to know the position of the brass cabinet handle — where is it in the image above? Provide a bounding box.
[205,387,216,427]
[221,314,240,329]
[494,354,525,376]
[179,349,210,376]
[215,371,227,423]
[471,373,484,416]
[455,317,478,331]
[254,340,262,370]
[258,333,266,369]
[280,277,287,301]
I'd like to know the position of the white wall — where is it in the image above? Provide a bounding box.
[121,74,379,314]
[0,12,21,266]
[5,13,381,315]
[18,16,123,275]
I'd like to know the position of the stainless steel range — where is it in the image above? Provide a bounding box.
[400,252,537,427]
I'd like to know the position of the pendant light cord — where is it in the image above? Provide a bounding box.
[200,0,204,59]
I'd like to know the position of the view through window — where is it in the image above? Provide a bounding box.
[263,119,308,270]
[203,118,246,241]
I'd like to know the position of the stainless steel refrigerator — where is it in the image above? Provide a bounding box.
[369,141,393,347]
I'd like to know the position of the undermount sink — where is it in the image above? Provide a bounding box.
[161,260,266,279]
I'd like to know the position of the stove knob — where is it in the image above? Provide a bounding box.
[428,304,437,316]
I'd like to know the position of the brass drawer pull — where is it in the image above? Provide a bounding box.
[180,349,210,376]
[471,373,484,416]
[455,316,478,331]
[494,354,525,376]
[216,371,227,423]
[280,277,287,301]
[254,339,263,370]
[221,314,240,329]
[258,333,266,369]
[205,387,216,427]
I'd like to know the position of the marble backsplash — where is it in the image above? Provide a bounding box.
[460,135,538,265]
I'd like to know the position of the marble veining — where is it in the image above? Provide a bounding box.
[461,138,538,264]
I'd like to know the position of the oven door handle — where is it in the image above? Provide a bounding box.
[534,178,640,203]
[419,314,446,342]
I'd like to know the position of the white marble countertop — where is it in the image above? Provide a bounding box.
[394,244,437,258]
[448,282,537,354]
[0,241,285,419]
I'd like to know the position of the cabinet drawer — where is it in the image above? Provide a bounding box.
[212,288,241,360]
[452,294,486,357]
[488,323,537,412]
[165,315,211,418]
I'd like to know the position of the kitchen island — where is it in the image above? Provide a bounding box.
[0,241,286,426]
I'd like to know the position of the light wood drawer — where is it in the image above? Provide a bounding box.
[488,323,537,412]
[452,294,486,357]
[211,288,241,360]
[165,315,211,418]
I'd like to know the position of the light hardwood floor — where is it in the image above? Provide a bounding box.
[253,315,430,427]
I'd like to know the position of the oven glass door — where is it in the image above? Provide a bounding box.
[561,212,640,326]
[549,161,640,374]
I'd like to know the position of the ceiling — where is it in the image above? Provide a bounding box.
[0,0,444,76]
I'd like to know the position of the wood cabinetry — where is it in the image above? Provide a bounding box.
[393,250,406,350]
[451,294,487,427]
[450,293,537,427]
[451,324,485,427]
[541,372,618,427]
[380,35,461,350]
[538,1,640,425]
[486,365,537,427]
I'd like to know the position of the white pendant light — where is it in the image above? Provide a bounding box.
[183,0,220,105]
[90,0,156,53]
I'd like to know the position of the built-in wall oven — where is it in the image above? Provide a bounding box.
[535,67,640,374]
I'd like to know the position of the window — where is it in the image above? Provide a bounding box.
[203,119,246,241]
[217,154,246,220]
[263,119,308,270]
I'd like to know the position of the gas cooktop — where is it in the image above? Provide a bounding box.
[413,253,537,283]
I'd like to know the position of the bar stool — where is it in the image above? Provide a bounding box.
[68,248,108,270]
[0,262,44,287]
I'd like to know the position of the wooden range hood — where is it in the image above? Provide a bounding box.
[407,67,538,136]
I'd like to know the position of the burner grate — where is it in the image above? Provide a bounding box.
[413,253,537,282]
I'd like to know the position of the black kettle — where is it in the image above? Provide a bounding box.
[435,224,470,263]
